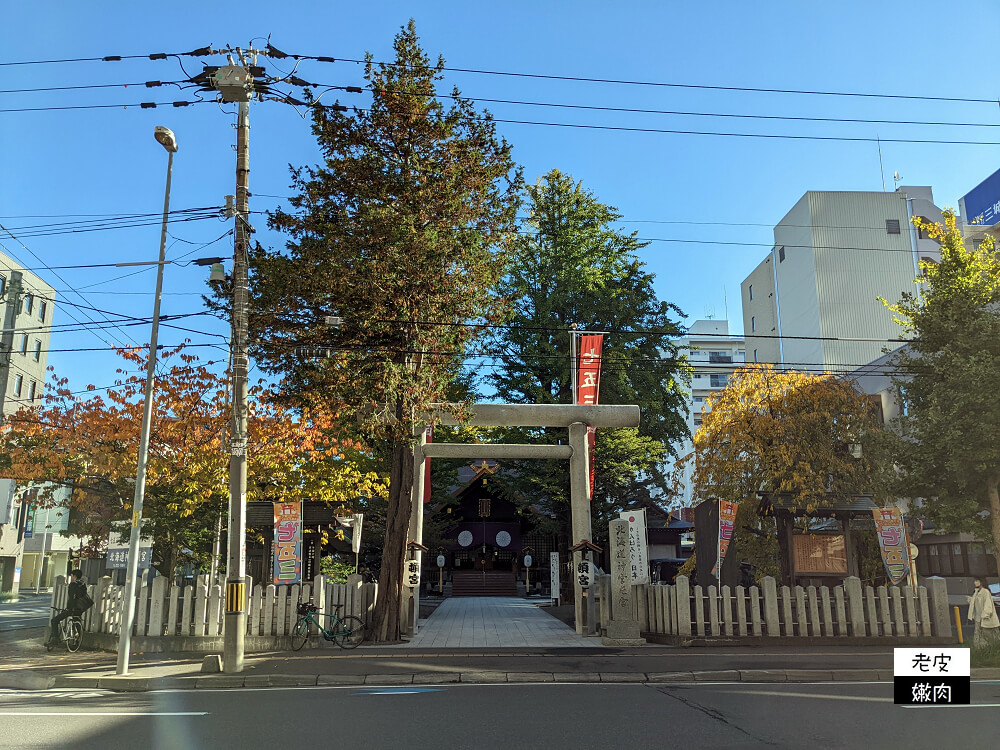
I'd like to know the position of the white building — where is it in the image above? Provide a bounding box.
[1,248,55,418]
[741,187,946,372]
[0,249,57,593]
[671,319,745,507]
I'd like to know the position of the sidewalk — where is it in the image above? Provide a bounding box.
[5,644,999,692]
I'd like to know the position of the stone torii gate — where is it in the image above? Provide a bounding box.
[406,403,641,636]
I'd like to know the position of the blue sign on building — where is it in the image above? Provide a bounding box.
[961,167,1000,227]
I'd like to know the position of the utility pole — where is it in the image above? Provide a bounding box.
[203,49,255,674]
[224,95,250,672]
[0,271,24,419]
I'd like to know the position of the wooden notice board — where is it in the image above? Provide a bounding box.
[794,534,848,575]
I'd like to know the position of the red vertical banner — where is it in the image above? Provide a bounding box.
[576,333,604,501]
[424,425,433,503]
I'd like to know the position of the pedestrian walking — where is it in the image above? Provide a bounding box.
[967,577,1000,648]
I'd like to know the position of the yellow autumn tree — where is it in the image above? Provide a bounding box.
[679,364,893,579]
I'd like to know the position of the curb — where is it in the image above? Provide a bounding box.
[0,670,56,690]
[43,668,903,692]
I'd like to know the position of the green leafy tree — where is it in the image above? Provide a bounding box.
[244,22,521,641]
[485,169,689,557]
[885,211,1000,570]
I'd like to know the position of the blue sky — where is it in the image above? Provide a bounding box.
[3,1,1000,394]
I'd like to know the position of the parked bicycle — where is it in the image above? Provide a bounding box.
[46,607,83,653]
[291,601,365,650]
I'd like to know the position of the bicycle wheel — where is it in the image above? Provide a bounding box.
[332,615,365,649]
[291,617,313,651]
[65,619,82,653]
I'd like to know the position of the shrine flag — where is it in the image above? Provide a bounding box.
[873,506,910,585]
[575,333,604,500]
[712,499,739,578]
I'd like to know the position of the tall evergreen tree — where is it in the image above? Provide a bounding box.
[245,22,521,640]
[485,169,689,555]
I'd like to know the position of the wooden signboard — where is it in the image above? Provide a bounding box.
[794,534,848,575]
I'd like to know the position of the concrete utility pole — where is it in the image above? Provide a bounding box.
[0,271,24,419]
[224,94,251,673]
[198,49,257,674]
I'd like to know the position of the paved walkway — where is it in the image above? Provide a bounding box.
[403,597,597,648]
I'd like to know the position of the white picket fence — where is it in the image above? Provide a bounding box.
[52,573,377,639]
[595,575,951,639]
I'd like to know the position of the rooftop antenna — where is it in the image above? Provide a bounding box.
[893,171,902,190]
[704,305,716,320]
[877,134,886,191]
[724,286,728,322]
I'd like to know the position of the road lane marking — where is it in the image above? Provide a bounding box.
[0,711,208,716]
[901,703,1000,709]
[353,687,445,695]
[711,689,892,703]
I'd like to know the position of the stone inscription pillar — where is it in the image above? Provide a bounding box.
[602,518,645,646]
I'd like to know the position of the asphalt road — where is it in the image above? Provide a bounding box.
[0,595,52,633]
[1,680,998,750]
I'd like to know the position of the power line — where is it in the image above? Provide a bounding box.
[0,49,217,67]
[485,115,1000,147]
[0,100,206,114]
[289,52,1000,105]
[0,80,186,94]
[0,228,138,351]
[304,79,1000,130]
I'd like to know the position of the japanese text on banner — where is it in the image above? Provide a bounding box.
[273,501,302,585]
[872,506,910,585]
[575,333,603,500]
[712,499,739,578]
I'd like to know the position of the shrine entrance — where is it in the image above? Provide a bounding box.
[405,403,640,636]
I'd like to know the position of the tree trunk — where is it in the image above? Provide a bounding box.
[370,441,415,642]
[986,472,1000,580]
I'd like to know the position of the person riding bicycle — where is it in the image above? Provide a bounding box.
[47,569,87,647]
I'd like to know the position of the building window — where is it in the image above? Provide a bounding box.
[28,381,36,401]
[32,340,41,362]
[748,284,753,300]
[751,316,756,332]
[778,246,786,262]
[693,396,704,403]
[708,351,733,364]
[693,416,703,427]
[0,276,5,297]
[886,219,901,234]
[12,374,21,397]
[753,349,758,362]
[710,374,728,388]
[23,294,33,315]
[38,300,47,322]
[19,334,27,355]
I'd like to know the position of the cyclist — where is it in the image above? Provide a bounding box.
[46,569,87,647]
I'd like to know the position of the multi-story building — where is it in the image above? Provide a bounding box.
[1,248,54,417]
[0,249,56,592]
[741,187,947,372]
[671,319,745,507]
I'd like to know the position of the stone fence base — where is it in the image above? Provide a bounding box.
[82,632,333,653]
[641,633,957,647]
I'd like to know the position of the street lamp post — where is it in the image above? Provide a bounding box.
[116,126,177,676]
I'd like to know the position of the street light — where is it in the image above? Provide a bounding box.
[116,126,177,676]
